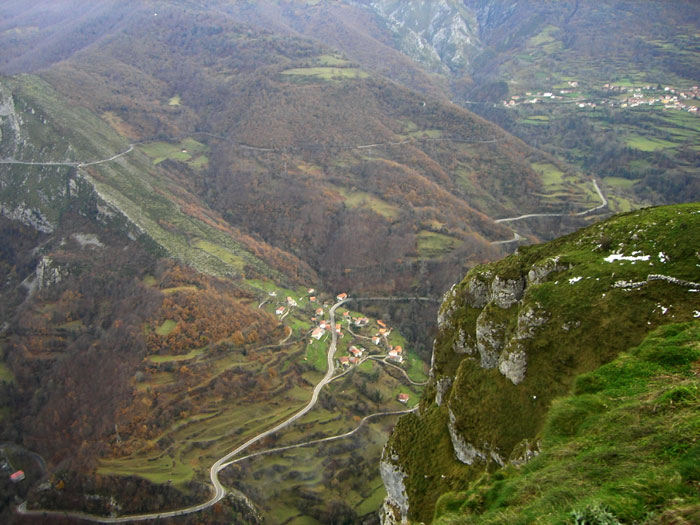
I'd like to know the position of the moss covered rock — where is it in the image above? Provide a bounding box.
[381,203,700,523]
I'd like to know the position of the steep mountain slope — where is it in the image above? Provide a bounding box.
[2,2,697,522]
[8,0,608,296]
[350,0,700,211]
[0,73,434,523]
[381,203,700,522]
[434,322,700,524]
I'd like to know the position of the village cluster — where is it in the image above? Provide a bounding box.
[502,81,700,114]
[267,288,412,404]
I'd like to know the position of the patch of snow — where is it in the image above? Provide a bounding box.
[694,311,700,318]
[604,253,650,263]
[568,276,582,284]
[658,251,668,263]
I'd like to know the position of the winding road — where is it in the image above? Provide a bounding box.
[7,135,609,522]
[494,179,608,223]
[17,299,352,523]
[0,144,135,168]
[490,231,524,246]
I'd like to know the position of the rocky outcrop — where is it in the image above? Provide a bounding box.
[366,0,483,73]
[509,438,541,468]
[379,452,409,524]
[475,309,506,369]
[435,376,453,406]
[498,345,527,385]
[514,304,549,340]
[443,273,549,382]
[466,272,491,308]
[527,256,570,285]
[35,256,67,290]
[490,276,525,308]
[382,204,700,523]
[448,408,486,465]
[437,284,457,330]
[452,327,476,355]
[0,203,54,233]
[0,83,22,152]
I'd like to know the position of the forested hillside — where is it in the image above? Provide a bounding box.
[0,1,698,524]
[1,0,608,297]
[351,0,700,209]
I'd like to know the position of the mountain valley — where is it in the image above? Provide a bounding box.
[0,1,698,524]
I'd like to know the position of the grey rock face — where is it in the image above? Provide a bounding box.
[379,451,410,524]
[435,376,453,406]
[490,276,525,308]
[475,310,505,369]
[437,284,456,330]
[452,328,476,355]
[448,408,486,465]
[367,0,482,73]
[0,85,22,151]
[0,203,54,233]
[35,256,66,290]
[466,275,490,308]
[515,303,549,340]
[527,256,569,285]
[498,346,527,385]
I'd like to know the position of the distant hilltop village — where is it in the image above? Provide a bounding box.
[503,81,699,114]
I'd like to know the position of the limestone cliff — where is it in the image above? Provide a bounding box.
[362,0,482,74]
[381,204,700,522]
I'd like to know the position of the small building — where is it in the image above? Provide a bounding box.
[336,293,348,301]
[307,288,316,295]
[349,346,363,357]
[349,356,360,365]
[388,350,403,363]
[343,311,350,318]
[311,327,325,340]
[339,356,350,367]
[372,336,382,345]
[397,393,409,404]
[275,306,285,316]
[268,291,277,297]
[309,296,317,303]
[319,320,328,330]
[393,345,403,355]
[10,470,25,482]
[316,307,324,316]
[355,317,369,327]
[286,296,297,307]
[377,320,387,329]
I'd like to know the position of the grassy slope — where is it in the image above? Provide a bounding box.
[462,1,700,208]
[386,203,700,522]
[2,75,312,286]
[434,322,700,524]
